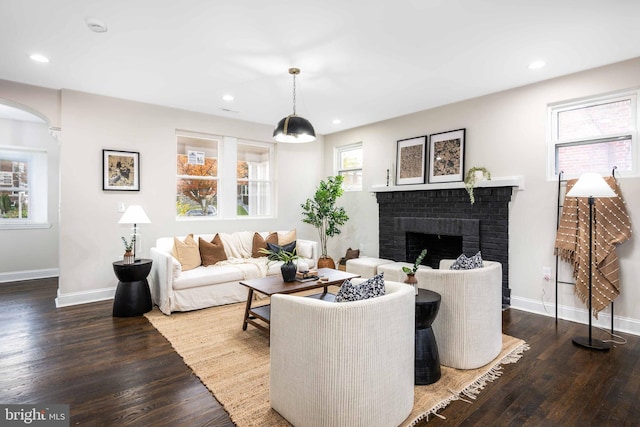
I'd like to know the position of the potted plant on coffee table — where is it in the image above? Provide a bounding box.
[259,246,300,282]
[301,175,349,269]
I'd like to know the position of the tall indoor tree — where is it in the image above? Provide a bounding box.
[301,175,349,268]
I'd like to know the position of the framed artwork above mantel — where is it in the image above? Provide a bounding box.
[396,135,427,185]
[428,128,465,184]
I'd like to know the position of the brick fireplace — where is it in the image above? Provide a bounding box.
[375,185,514,305]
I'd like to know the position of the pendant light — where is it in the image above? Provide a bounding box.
[273,68,316,143]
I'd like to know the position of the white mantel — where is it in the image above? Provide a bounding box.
[369,175,525,193]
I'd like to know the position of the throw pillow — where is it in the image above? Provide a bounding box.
[339,247,360,265]
[199,234,228,266]
[252,232,278,258]
[335,272,386,303]
[278,229,297,245]
[266,241,297,260]
[450,251,484,270]
[172,234,201,271]
[296,240,313,260]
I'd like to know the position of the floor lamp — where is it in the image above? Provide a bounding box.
[118,205,151,260]
[565,172,616,351]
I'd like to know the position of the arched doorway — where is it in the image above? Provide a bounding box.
[0,100,60,283]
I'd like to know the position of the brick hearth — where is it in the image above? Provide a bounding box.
[376,186,513,305]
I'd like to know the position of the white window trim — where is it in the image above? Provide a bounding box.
[335,142,363,191]
[0,145,49,229]
[176,132,275,220]
[236,138,275,218]
[547,89,639,180]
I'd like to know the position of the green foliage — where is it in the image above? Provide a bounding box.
[258,247,299,268]
[402,249,427,275]
[0,194,10,214]
[300,176,350,258]
[464,167,491,204]
[121,236,134,251]
[176,200,191,216]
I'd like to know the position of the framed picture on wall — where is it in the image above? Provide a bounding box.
[428,128,465,183]
[103,149,140,191]
[396,135,427,185]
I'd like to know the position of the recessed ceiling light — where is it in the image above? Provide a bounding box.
[332,119,341,125]
[222,94,234,102]
[29,54,50,63]
[85,17,108,33]
[528,60,546,70]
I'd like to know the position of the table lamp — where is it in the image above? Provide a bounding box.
[118,205,151,259]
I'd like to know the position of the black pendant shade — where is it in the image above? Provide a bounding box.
[273,114,316,143]
[274,67,316,143]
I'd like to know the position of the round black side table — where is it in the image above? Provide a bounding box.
[415,288,442,385]
[112,259,153,317]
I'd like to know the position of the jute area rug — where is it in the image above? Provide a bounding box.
[146,301,528,426]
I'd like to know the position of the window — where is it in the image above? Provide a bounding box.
[176,134,219,218]
[336,143,363,191]
[548,90,638,179]
[176,132,274,219]
[237,141,273,216]
[0,147,48,227]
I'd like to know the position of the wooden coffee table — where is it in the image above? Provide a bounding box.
[240,268,359,336]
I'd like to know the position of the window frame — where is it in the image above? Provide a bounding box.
[236,139,275,218]
[0,146,49,229]
[335,142,363,191]
[175,131,221,220]
[175,131,275,221]
[547,89,639,180]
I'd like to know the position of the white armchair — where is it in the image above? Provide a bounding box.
[415,260,503,370]
[269,280,415,427]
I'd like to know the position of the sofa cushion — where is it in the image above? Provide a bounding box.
[173,265,245,290]
[199,234,228,266]
[278,229,297,245]
[450,251,484,270]
[172,234,201,271]
[335,272,386,302]
[252,232,278,258]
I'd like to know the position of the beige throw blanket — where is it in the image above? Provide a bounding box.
[554,176,632,317]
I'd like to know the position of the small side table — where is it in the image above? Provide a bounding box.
[112,259,153,317]
[415,288,442,385]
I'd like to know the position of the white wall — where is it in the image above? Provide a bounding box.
[325,58,640,335]
[0,81,324,303]
[0,117,59,280]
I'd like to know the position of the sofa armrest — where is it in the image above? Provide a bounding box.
[296,239,319,269]
[150,247,181,315]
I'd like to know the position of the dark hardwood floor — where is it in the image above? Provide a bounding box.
[1,278,638,426]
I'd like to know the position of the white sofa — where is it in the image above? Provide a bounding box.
[415,259,503,369]
[149,231,319,315]
[270,280,415,427]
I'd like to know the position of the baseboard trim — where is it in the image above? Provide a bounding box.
[55,287,115,308]
[510,295,640,337]
[0,268,59,283]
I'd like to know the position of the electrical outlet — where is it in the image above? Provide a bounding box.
[118,202,125,213]
[542,267,552,282]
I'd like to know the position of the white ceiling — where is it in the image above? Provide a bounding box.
[1,0,640,134]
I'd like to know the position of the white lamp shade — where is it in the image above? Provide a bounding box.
[118,205,151,224]
[566,173,616,198]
